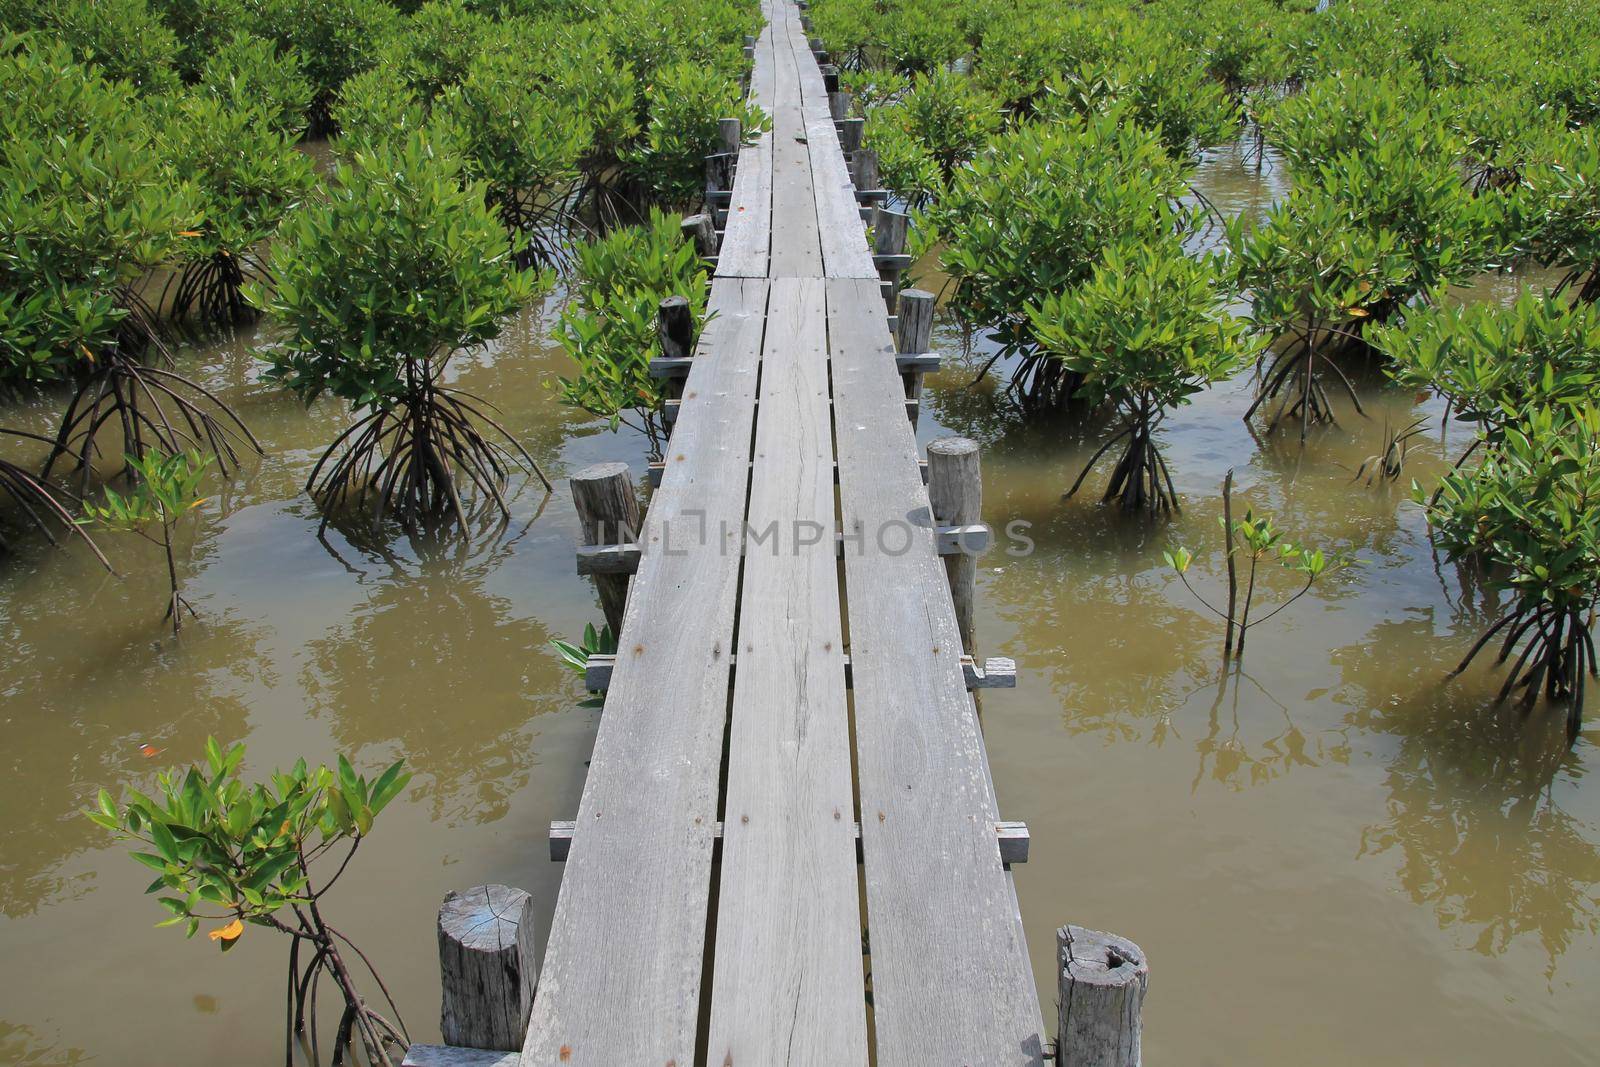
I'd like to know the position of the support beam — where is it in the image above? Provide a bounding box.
[552,819,1029,865]
[663,395,918,425]
[645,456,931,488]
[582,652,1016,692]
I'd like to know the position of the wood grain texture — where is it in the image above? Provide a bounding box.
[520,278,769,1066]
[1057,926,1148,1067]
[438,885,538,1052]
[569,464,641,636]
[828,276,1044,1066]
[706,277,868,1065]
[716,130,773,278]
[806,104,877,279]
[768,110,822,276]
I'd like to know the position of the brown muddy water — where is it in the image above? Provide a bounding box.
[2,143,1597,1066]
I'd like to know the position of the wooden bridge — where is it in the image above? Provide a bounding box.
[404,1,1162,1064]
[526,1,1042,1062]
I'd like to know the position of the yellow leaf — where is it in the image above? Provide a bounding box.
[1347,307,1370,318]
[208,919,243,943]
[179,231,202,237]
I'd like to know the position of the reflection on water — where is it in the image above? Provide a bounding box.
[0,294,628,1064]
[912,137,1600,1064]
[0,1021,86,1067]
[0,139,1597,1066]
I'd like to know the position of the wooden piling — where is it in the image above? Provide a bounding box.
[851,147,880,198]
[894,287,934,410]
[681,212,718,258]
[658,296,694,359]
[658,296,695,402]
[437,886,538,1052]
[873,205,909,314]
[838,116,864,155]
[1056,926,1148,1067]
[819,63,840,93]
[718,117,743,156]
[828,89,853,122]
[571,463,642,636]
[927,437,981,654]
[705,152,736,199]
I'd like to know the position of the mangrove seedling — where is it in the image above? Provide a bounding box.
[1167,472,1357,658]
[433,46,589,268]
[1374,290,1600,477]
[554,210,709,459]
[1423,403,1600,742]
[931,112,1195,410]
[1522,123,1600,304]
[0,39,260,485]
[1353,416,1430,486]
[157,95,318,325]
[87,738,412,1066]
[1028,242,1256,513]
[81,448,210,634]
[256,131,551,531]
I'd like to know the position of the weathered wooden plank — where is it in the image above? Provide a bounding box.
[827,275,1045,1066]
[784,3,827,104]
[706,276,867,1064]
[716,130,772,278]
[805,104,877,279]
[520,278,769,1066]
[748,0,778,110]
[767,110,821,275]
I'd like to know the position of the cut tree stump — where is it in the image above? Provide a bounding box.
[438,885,538,1051]
[1056,925,1148,1067]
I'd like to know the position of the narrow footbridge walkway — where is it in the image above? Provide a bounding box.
[522,1,1042,1062]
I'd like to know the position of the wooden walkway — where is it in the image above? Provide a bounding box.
[521,1,1042,1062]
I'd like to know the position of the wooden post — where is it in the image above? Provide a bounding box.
[873,206,909,314]
[572,463,642,636]
[1056,926,1148,1067]
[828,89,853,122]
[658,296,693,359]
[851,148,879,198]
[819,64,840,93]
[658,296,694,402]
[717,117,742,156]
[927,437,981,654]
[838,117,864,155]
[894,287,934,410]
[437,886,538,1051]
[705,153,735,198]
[681,213,718,258]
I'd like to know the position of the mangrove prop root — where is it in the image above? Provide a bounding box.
[307,376,548,532]
[41,292,261,489]
[1455,601,1595,742]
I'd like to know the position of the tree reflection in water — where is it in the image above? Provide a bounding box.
[301,516,566,829]
[1343,615,1600,971]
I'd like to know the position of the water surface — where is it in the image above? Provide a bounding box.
[0,143,1596,1066]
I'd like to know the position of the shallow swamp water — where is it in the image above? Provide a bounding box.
[1,143,1596,1065]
